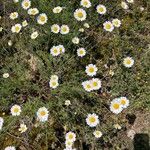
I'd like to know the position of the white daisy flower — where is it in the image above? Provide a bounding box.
[37,13,48,25]
[0,27,3,32]
[91,78,101,90]
[82,80,93,92]
[80,0,91,8]
[85,64,98,76]
[37,107,49,122]
[121,1,129,9]
[74,8,87,21]
[112,19,121,27]
[119,97,129,108]
[65,140,73,148]
[8,40,12,46]
[5,146,16,150]
[50,46,60,56]
[0,117,4,130]
[65,100,71,106]
[96,4,107,15]
[123,57,134,68]
[49,80,59,89]
[28,8,39,15]
[77,48,86,57]
[11,23,22,33]
[58,45,65,53]
[84,23,90,28]
[10,105,21,116]
[9,12,18,20]
[31,31,39,39]
[126,0,134,3]
[114,124,122,130]
[93,130,103,138]
[103,21,114,32]
[22,20,28,27]
[50,75,58,81]
[60,25,70,35]
[13,0,19,3]
[79,28,84,32]
[3,73,9,78]
[21,0,31,10]
[72,37,80,44]
[18,123,27,133]
[65,131,76,142]
[53,6,63,14]
[86,113,99,127]
[51,24,60,34]
[110,99,123,114]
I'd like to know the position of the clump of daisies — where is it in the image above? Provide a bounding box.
[86,113,99,127]
[103,18,121,32]
[82,78,101,92]
[36,107,49,122]
[50,45,65,56]
[65,131,76,149]
[110,97,129,114]
[49,75,59,89]
[123,57,134,68]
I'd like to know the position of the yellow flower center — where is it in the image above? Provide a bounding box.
[53,49,58,54]
[86,84,91,89]
[62,27,67,32]
[40,16,46,22]
[52,82,56,86]
[77,12,83,18]
[79,50,84,54]
[113,103,120,110]
[89,117,96,123]
[69,134,73,139]
[98,7,104,12]
[24,2,29,7]
[40,111,46,116]
[53,27,58,31]
[15,26,20,32]
[126,59,131,65]
[105,24,111,29]
[121,99,126,105]
[93,81,98,87]
[83,1,88,5]
[14,108,19,113]
[89,67,94,73]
